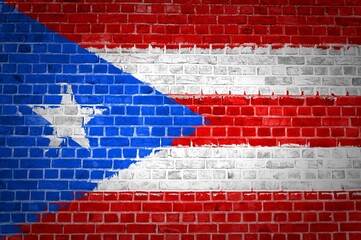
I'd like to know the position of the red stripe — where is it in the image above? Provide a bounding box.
[171,95,361,147]
[6,0,361,48]
[5,191,361,239]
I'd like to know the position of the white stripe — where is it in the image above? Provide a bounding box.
[96,146,361,191]
[90,45,361,96]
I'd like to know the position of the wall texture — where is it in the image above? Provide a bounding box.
[1,0,361,239]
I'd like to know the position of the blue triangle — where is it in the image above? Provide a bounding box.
[0,2,202,235]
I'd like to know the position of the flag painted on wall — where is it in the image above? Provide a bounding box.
[1,0,361,239]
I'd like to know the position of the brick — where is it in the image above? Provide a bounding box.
[79,202,109,211]
[280,224,309,232]
[64,225,95,233]
[251,97,278,106]
[218,16,247,24]
[263,202,293,211]
[249,16,277,25]
[235,117,263,126]
[219,224,248,233]
[337,97,361,106]
[173,203,202,212]
[293,118,322,126]
[264,118,291,126]
[294,202,323,211]
[143,202,172,212]
[110,203,141,211]
[310,224,339,232]
[127,224,156,233]
[233,202,262,211]
[309,139,337,147]
[158,224,187,233]
[322,117,349,126]
[325,202,355,211]
[336,17,361,26]
[306,97,336,106]
[278,57,305,65]
[189,224,217,233]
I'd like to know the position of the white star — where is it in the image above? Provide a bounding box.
[30,84,102,148]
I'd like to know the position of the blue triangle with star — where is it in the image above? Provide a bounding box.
[0,2,202,235]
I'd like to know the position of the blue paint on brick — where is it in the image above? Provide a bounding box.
[45,170,59,179]
[105,95,132,104]
[25,116,49,125]
[30,148,43,157]
[79,65,92,73]
[77,149,91,158]
[0,1,202,236]
[18,64,32,73]
[15,125,28,135]
[124,85,139,94]
[9,54,39,63]
[75,95,103,104]
[100,138,129,147]
[61,149,75,158]
[115,116,144,125]
[3,85,17,94]
[29,127,42,135]
[46,192,60,201]
[109,85,123,94]
[44,149,58,158]
[13,170,28,179]
[18,44,32,53]
[22,202,47,212]
[0,127,13,135]
[7,181,37,190]
[75,170,89,179]
[63,65,77,73]
[88,117,114,125]
[95,85,108,94]
[0,214,10,223]
[7,137,36,146]
[44,95,62,104]
[0,170,12,179]
[2,106,17,115]
[38,181,69,190]
[14,95,42,104]
[29,170,43,179]
[145,117,173,125]
[136,127,149,136]
[174,116,203,125]
[94,65,108,73]
[12,214,26,223]
[33,85,47,94]
[20,159,50,168]
[126,106,140,115]
[52,159,81,168]
[13,148,27,157]
[31,192,45,201]
[78,85,93,94]
[0,192,14,202]
[48,64,62,73]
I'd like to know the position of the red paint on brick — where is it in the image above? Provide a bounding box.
[5,0,361,48]
[4,191,361,239]
[171,95,361,147]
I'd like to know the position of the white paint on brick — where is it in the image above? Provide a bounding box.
[96,146,361,191]
[30,84,102,148]
[90,45,361,96]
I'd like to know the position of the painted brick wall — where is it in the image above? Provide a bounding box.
[1,0,361,239]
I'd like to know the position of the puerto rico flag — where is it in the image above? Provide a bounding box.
[1,0,361,239]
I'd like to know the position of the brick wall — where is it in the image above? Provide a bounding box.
[1,0,361,239]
